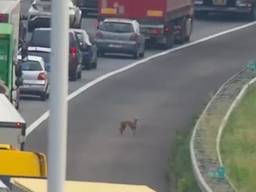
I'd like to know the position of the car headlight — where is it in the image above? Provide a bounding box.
[194,0,204,5]
[236,0,252,7]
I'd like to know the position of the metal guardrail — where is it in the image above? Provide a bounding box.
[190,69,256,192]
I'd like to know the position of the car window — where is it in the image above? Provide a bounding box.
[31,30,77,48]
[99,22,134,33]
[20,60,43,71]
[30,30,51,47]
[75,32,84,43]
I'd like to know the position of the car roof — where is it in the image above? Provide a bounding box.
[103,18,136,24]
[17,55,44,63]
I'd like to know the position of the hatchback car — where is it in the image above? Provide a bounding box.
[29,28,82,81]
[28,0,82,32]
[95,18,145,59]
[18,55,49,101]
[72,29,98,70]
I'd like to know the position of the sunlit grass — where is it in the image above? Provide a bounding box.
[221,85,256,192]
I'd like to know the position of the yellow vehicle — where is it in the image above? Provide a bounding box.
[0,145,47,178]
[11,178,156,192]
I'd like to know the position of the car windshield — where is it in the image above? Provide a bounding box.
[20,60,42,71]
[99,22,134,33]
[30,30,51,47]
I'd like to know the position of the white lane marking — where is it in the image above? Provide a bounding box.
[26,21,256,136]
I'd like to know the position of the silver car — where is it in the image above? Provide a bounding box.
[95,18,145,59]
[18,55,49,101]
[28,0,82,32]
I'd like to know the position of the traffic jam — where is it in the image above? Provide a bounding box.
[1,0,256,191]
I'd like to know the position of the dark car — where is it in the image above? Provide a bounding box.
[29,28,82,81]
[75,0,98,16]
[72,29,98,70]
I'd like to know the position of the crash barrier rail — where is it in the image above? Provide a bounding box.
[190,68,256,192]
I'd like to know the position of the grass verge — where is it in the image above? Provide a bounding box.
[168,131,200,192]
[221,85,256,192]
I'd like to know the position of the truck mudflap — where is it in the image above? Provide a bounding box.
[11,178,157,192]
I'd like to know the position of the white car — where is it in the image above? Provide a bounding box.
[18,55,49,101]
[28,0,82,32]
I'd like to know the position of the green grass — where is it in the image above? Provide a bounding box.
[168,132,200,192]
[221,86,256,192]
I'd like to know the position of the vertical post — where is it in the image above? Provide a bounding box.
[48,0,69,191]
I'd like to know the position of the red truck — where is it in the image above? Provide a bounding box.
[98,0,194,48]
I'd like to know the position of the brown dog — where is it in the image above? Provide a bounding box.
[119,118,138,136]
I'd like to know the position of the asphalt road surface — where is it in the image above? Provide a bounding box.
[25,17,256,192]
[19,16,248,125]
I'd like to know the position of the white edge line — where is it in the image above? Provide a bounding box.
[26,21,256,137]
[216,76,256,192]
[190,70,240,192]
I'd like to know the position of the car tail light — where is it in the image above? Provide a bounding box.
[130,33,138,41]
[70,47,78,57]
[38,72,46,80]
[96,31,103,39]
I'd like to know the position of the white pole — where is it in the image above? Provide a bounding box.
[48,0,69,190]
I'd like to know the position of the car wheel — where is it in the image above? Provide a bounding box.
[40,92,48,101]
[28,22,34,32]
[133,48,139,59]
[92,56,98,69]
[70,69,78,81]
[139,48,145,58]
[78,69,82,79]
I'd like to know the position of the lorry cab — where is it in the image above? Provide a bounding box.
[0,94,26,150]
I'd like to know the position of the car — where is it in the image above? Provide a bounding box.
[72,29,98,70]
[27,0,82,32]
[95,18,145,59]
[29,28,82,81]
[18,55,49,101]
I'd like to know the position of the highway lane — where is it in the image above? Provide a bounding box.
[20,17,248,125]
[25,24,256,191]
